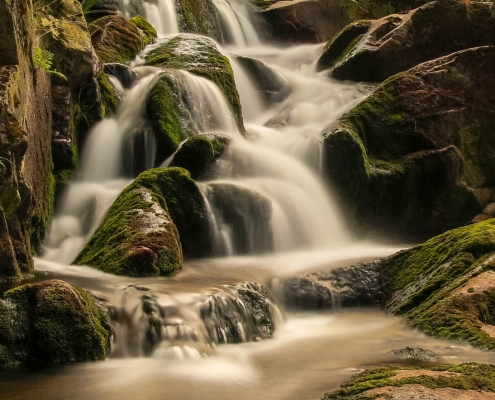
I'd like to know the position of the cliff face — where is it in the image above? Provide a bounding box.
[0,0,53,277]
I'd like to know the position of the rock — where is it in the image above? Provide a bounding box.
[145,35,244,133]
[324,46,495,241]
[388,347,440,362]
[318,0,495,81]
[258,0,352,45]
[1,279,111,367]
[171,135,229,180]
[321,363,495,399]
[381,219,495,350]
[90,15,156,64]
[75,167,210,274]
[104,63,138,89]
[278,261,383,310]
[233,55,291,105]
[177,0,222,39]
[81,0,120,22]
[205,182,273,255]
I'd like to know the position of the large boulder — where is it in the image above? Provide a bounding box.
[318,0,495,81]
[321,363,495,399]
[324,46,495,241]
[90,15,157,64]
[75,167,210,275]
[0,280,111,368]
[177,0,222,39]
[145,35,244,133]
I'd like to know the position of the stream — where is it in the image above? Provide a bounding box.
[3,0,495,398]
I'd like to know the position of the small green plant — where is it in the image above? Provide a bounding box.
[32,46,67,80]
[0,157,7,175]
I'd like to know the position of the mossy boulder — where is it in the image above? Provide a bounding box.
[75,167,210,274]
[318,0,495,81]
[324,46,495,241]
[322,363,495,399]
[144,35,244,133]
[380,219,495,350]
[81,0,120,22]
[1,280,111,367]
[171,135,229,180]
[90,15,157,64]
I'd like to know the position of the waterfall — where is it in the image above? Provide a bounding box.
[143,0,179,37]
[213,0,261,47]
[42,68,162,264]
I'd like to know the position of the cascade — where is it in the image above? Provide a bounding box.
[213,0,261,47]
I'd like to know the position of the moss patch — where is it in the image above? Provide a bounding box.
[129,16,157,46]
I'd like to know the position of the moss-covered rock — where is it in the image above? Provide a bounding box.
[75,167,210,274]
[322,363,495,399]
[145,35,244,132]
[324,46,495,241]
[318,0,495,81]
[2,280,111,367]
[171,135,229,180]
[90,15,156,64]
[177,0,221,39]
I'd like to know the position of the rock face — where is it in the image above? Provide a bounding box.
[177,0,222,39]
[321,363,495,399]
[0,280,111,368]
[75,167,210,275]
[324,46,495,241]
[318,0,495,81]
[90,15,157,64]
[145,35,244,132]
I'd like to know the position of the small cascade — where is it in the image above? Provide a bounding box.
[143,0,179,37]
[109,282,277,359]
[42,68,162,264]
[176,70,239,135]
[213,0,261,47]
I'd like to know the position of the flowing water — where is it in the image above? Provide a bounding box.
[5,1,495,399]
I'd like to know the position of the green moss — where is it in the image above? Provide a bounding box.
[3,280,111,366]
[145,36,244,133]
[97,72,119,117]
[129,16,157,46]
[322,363,495,399]
[177,0,215,37]
[171,135,228,179]
[146,74,186,163]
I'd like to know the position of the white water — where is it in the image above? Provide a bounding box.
[213,0,261,47]
[143,0,179,37]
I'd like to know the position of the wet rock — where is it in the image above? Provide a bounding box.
[205,182,273,255]
[388,347,440,362]
[278,261,383,310]
[321,363,495,399]
[104,63,138,89]
[1,280,111,367]
[90,15,156,64]
[81,0,120,22]
[324,46,495,241]
[318,0,495,81]
[171,134,229,180]
[177,0,222,39]
[145,35,244,133]
[234,55,291,105]
[258,0,352,45]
